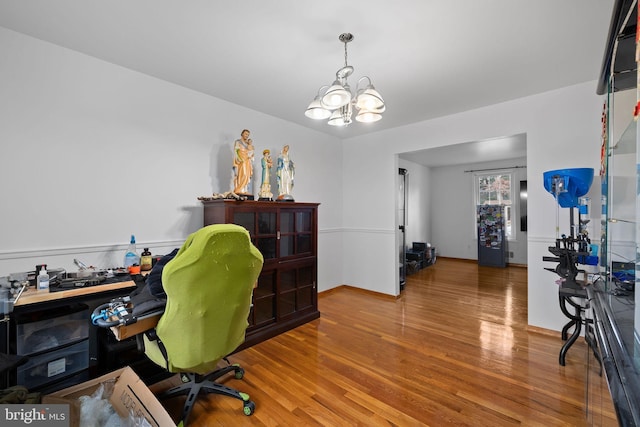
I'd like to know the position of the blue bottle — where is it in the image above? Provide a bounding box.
[123,235,140,268]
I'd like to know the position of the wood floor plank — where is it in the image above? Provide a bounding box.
[154,258,617,426]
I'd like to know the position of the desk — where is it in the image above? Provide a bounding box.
[2,279,141,393]
[15,280,136,307]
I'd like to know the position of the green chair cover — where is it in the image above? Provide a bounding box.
[143,224,263,374]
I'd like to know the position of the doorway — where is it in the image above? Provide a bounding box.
[397,133,527,264]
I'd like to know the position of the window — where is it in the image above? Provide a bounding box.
[475,172,513,239]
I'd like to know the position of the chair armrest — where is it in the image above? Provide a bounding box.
[110,313,162,341]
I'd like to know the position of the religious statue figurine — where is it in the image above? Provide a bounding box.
[276,144,294,201]
[232,129,255,197]
[258,149,274,201]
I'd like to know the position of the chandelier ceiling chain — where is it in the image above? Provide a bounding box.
[305,33,385,126]
[341,33,351,68]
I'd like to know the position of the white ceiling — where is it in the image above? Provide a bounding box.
[399,133,527,168]
[0,0,614,143]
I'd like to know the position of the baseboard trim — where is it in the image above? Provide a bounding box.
[527,325,560,338]
[436,256,476,263]
[508,263,527,268]
[319,285,398,300]
[437,257,527,268]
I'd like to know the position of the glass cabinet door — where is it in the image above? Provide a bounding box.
[234,207,313,260]
[277,260,316,318]
[233,211,255,234]
[256,211,277,259]
[233,210,277,260]
[296,211,312,253]
[249,268,276,328]
[279,209,313,258]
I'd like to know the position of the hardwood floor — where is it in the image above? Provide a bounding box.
[155,258,617,426]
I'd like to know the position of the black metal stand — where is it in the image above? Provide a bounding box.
[558,284,586,366]
[557,281,601,368]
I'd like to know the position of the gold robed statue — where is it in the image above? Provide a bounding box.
[232,129,254,195]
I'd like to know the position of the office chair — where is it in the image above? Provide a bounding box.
[141,224,263,426]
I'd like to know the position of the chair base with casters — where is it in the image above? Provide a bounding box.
[157,357,255,424]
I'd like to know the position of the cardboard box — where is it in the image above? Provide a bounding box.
[43,367,175,427]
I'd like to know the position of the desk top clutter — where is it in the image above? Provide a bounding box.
[0,234,158,313]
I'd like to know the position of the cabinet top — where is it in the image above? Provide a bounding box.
[200,199,320,208]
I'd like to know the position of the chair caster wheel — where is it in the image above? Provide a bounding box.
[235,367,245,379]
[243,400,255,416]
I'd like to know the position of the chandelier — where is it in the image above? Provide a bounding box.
[305,33,385,126]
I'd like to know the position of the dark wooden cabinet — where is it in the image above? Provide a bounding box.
[202,200,320,348]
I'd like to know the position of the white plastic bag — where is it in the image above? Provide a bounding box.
[78,383,118,427]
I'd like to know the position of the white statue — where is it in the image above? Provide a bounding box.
[276,145,294,201]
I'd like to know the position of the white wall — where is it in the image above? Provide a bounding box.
[398,159,431,247]
[430,157,527,264]
[0,27,344,291]
[342,81,602,332]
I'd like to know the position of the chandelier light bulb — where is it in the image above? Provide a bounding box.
[356,87,385,111]
[327,112,346,126]
[327,104,352,126]
[360,97,377,110]
[305,97,331,120]
[355,110,382,123]
[321,82,351,108]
